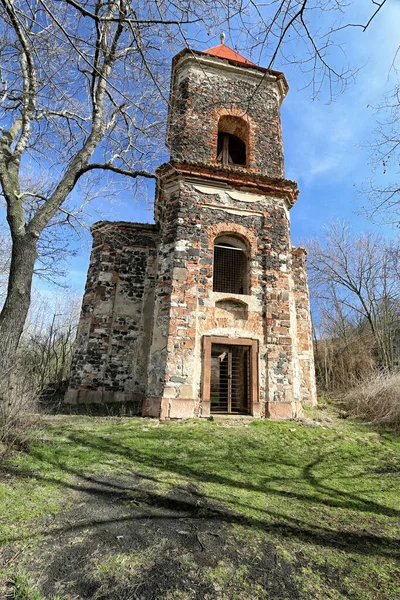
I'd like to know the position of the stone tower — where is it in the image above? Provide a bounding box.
[66,43,317,419]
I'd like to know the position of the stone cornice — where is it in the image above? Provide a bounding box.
[91,221,158,233]
[156,161,299,207]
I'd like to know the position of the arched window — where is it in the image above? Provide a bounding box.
[216,116,248,167]
[213,235,248,294]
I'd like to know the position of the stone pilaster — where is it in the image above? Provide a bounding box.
[291,247,317,406]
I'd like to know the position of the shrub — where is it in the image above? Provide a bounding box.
[343,371,400,430]
[0,367,39,451]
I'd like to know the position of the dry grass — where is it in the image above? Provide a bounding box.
[314,332,377,393]
[343,370,400,430]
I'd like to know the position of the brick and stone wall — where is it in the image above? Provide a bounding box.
[143,166,311,419]
[167,52,286,179]
[291,247,317,406]
[67,46,317,419]
[66,222,159,411]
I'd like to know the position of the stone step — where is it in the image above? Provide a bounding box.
[209,414,259,422]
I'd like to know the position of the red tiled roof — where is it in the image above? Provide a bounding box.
[203,44,255,66]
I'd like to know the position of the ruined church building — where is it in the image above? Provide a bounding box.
[66,42,317,419]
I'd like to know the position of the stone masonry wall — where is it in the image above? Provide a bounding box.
[143,173,305,419]
[67,48,316,419]
[66,222,159,410]
[167,54,285,179]
[291,248,317,406]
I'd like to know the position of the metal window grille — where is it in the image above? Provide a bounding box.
[210,344,250,414]
[213,244,247,294]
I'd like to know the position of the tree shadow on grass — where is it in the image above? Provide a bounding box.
[2,428,399,561]
[67,428,400,520]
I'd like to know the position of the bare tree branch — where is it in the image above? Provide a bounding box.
[0,0,393,380]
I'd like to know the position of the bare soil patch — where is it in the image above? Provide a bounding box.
[25,472,300,599]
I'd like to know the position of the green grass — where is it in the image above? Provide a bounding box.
[1,411,399,599]
[89,539,168,598]
[7,570,63,600]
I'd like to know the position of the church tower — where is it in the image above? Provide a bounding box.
[66,43,317,419]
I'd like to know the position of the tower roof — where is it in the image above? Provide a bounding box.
[203,43,255,66]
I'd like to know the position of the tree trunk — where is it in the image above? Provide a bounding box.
[0,233,37,379]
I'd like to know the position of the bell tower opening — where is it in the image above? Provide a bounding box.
[216,116,248,166]
[217,133,246,166]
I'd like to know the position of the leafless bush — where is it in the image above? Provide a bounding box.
[314,330,377,393]
[0,291,78,449]
[0,366,39,451]
[19,292,80,397]
[343,371,400,430]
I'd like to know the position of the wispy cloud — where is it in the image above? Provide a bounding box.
[282,1,400,191]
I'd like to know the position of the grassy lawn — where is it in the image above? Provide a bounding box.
[0,408,399,599]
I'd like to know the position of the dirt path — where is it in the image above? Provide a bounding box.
[22,471,300,599]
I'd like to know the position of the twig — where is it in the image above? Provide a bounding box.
[195,532,205,552]
[4,549,22,566]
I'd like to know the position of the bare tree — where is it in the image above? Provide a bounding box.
[313,302,377,392]
[364,82,400,224]
[0,0,168,379]
[0,0,390,386]
[19,290,80,395]
[0,221,11,302]
[308,220,400,374]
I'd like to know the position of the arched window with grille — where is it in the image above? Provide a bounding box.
[213,235,249,294]
[216,116,248,167]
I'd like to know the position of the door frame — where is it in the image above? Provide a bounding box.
[202,336,259,416]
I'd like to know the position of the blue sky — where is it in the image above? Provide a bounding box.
[284,0,400,241]
[40,1,400,297]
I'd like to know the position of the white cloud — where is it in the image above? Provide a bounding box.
[308,154,340,177]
